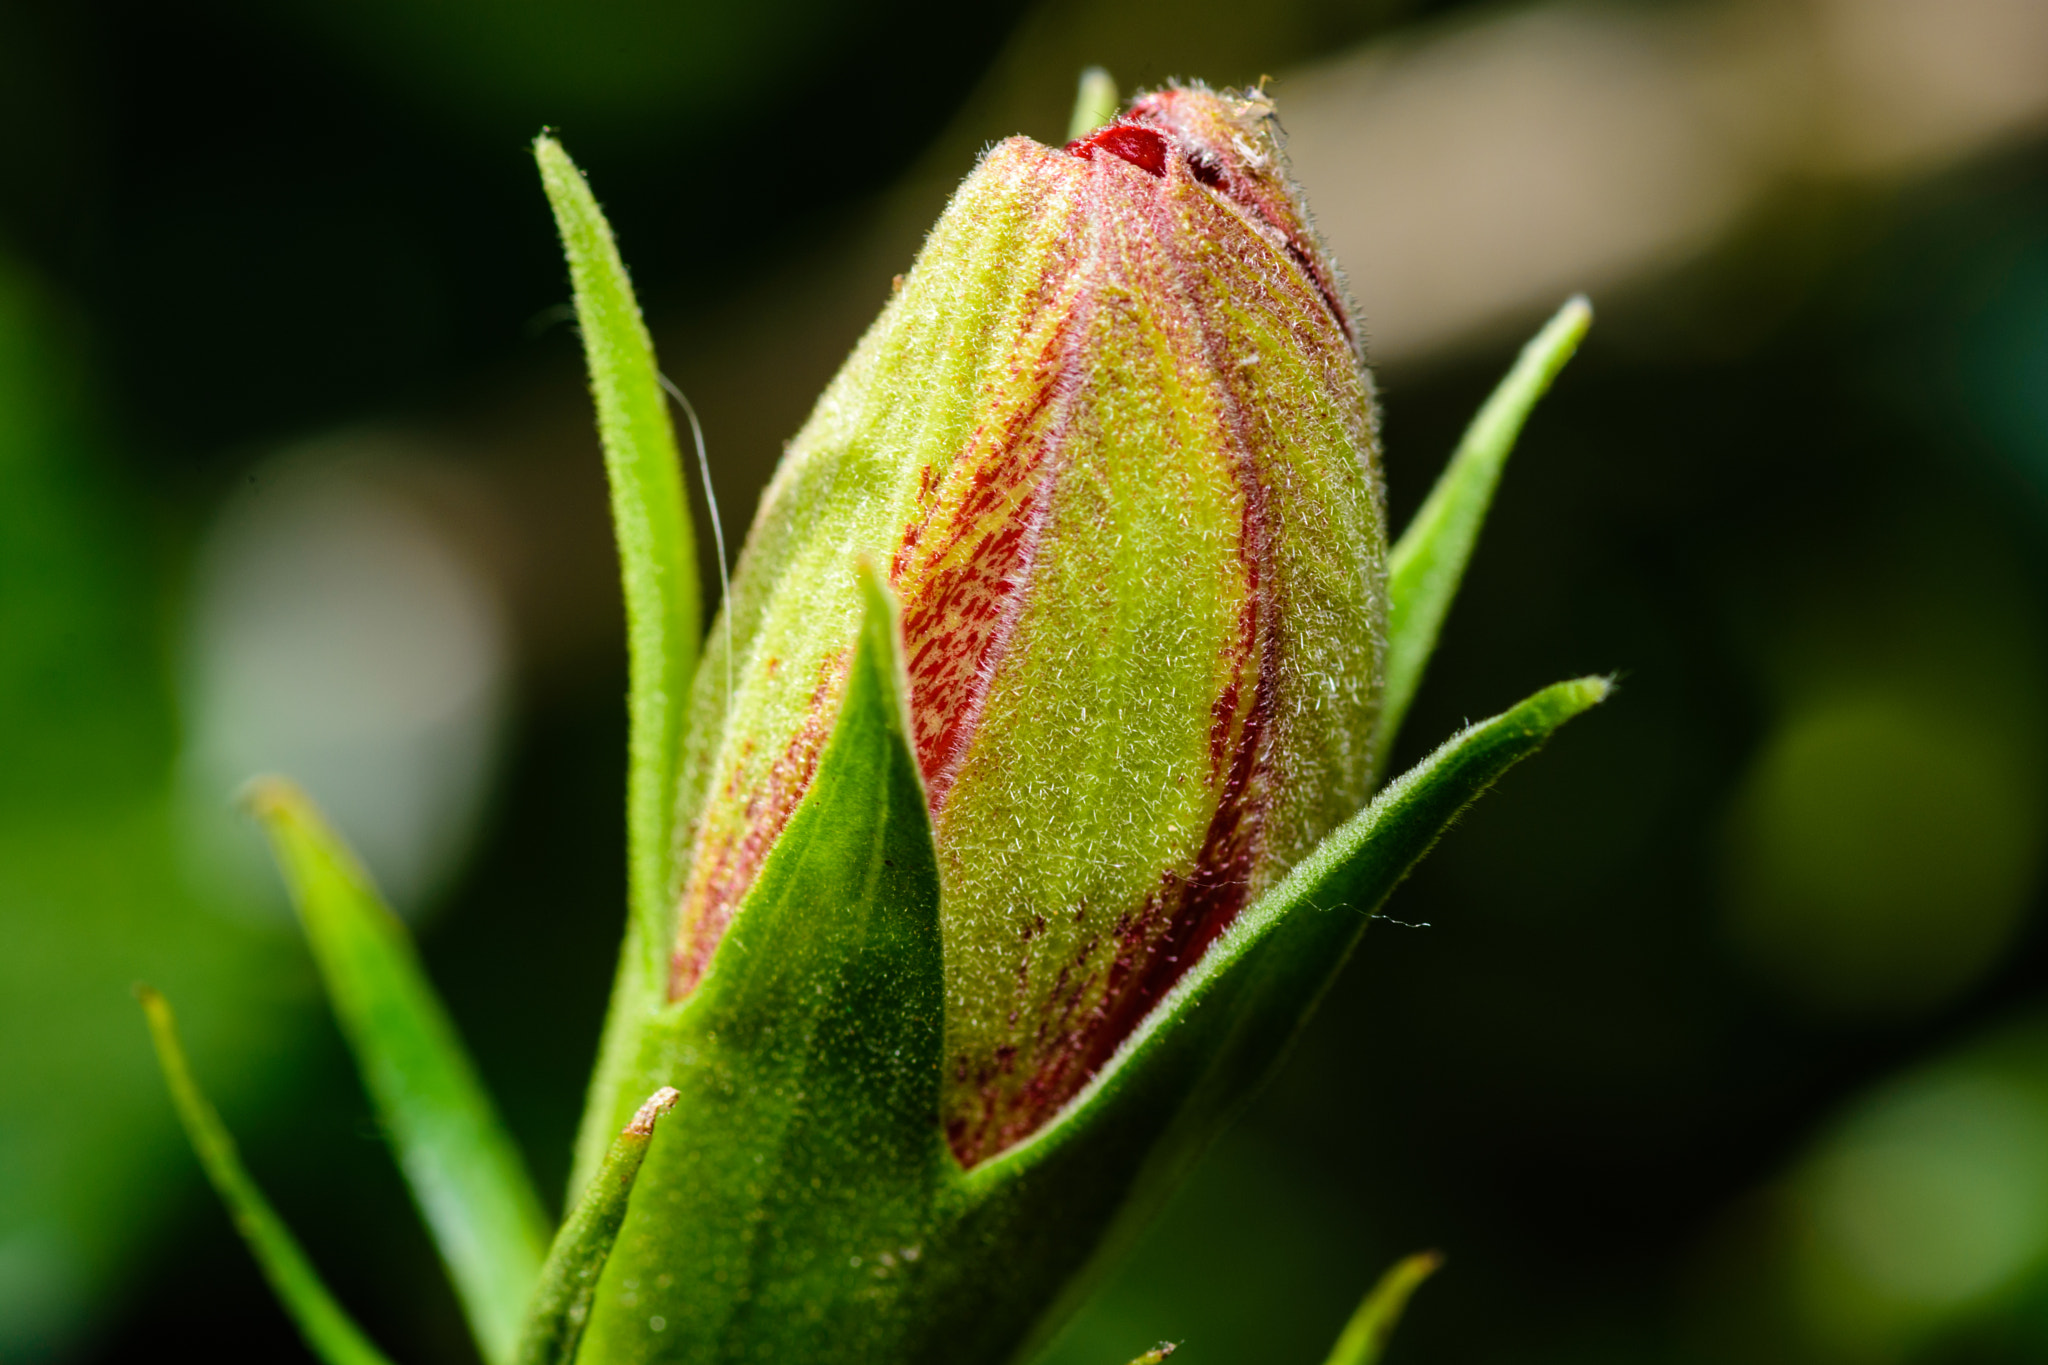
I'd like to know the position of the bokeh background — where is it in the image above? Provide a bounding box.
[5,0,2048,1360]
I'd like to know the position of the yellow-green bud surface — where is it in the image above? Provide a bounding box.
[669,84,1386,1167]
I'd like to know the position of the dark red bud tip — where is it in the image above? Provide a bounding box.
[1064,122,1168,177]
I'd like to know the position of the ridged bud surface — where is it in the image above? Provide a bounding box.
[669,85,1386,1166]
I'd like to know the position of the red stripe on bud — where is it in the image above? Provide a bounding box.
[669,650,848,998]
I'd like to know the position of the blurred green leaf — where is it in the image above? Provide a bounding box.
[0,261,169,813]
[138,986,396,1365]
[512,1086,677,1365]
[1724,693,2045,1015]
[1323,1250,1441,1365]
[252,0,1015,143]
[534,135,702,1199]
[250,778,550,1365]
[1374,296,1591,770]
[0,251,313,1360]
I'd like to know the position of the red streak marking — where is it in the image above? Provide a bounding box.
[896,306,1079,808]
[1098,155,1290,1051]
[669,652,847,999]
[944,139,1302,1165]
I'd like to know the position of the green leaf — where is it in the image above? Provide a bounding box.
[575,565,952,1362]
[247,779,551,1365]
[972,677,1611,1363]
[1323,1251,1442,1365]
[512,1087,678,1365]
[1373,297,1592,768]
[1068,66,1120,141]
[137,986,397,1365]
[534,135,702,1196]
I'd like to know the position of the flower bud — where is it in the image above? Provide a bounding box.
[670,83,1386,1166]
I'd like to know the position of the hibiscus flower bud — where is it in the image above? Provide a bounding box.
[669,82,1386,1166]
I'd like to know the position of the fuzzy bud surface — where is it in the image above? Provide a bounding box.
[669,84,1386,1166]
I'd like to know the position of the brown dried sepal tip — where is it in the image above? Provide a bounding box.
[625,1086,680,1138]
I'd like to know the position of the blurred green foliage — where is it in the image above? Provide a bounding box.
[1722,531,2048,1017]
[1792,1022,2048,1358]
[0,263,165,807]
[5,0,2048,1362]
[0,255,315,1360]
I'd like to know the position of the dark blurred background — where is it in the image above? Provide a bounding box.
[5,0,2048,1361]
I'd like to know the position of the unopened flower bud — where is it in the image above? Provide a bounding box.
[670,83,1386,1165]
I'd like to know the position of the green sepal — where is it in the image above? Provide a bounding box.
[565,543,1604,1365]
[534,135,703,1199]
[1374,297,1592,769]
[955,677,1611,1362]
[513,1087,679,1365]
[581,670,1602,1363]
[576,566,954,1362]
[1323,1251,1442,1365]
[248,778,551,1365]
[137,985,398,1365]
